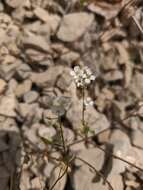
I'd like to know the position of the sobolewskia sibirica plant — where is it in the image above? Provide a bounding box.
[70,65,96,139]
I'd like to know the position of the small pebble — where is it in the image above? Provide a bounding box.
[23,91,39,103]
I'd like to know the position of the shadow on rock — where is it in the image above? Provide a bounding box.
[0,130,21,190]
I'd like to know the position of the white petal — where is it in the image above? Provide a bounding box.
[85,67,92,75]
[73,75,78,79]
[86,97,92,101]
[70,70,75,76]
[85,78,90,84]
[77,82,82,87]
[82,74,87,78]
[89,101,94,106]
[90,75,96,80]
[74,66,80,72]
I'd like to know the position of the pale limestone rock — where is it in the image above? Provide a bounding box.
[57,13,94,42]
[0,94,17,117]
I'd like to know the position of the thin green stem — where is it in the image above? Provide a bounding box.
[82,87,85,126]
[67,127,111,147]
[59,116,66,154]
[10,174,13,190]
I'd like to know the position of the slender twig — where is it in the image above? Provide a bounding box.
[10,174,14,190]
[59,116,66,154]
[67,127,113,147]
[76,156,114,190]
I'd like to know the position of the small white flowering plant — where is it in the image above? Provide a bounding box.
[70,65,96,138]
[22,65,143,190]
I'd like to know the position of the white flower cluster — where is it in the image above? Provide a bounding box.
[84,97,94,107]
[70,66,96,87]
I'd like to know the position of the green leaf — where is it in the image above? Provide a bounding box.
[80,0,86,5]
[40,137,52,145]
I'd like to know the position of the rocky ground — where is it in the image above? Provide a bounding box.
[0,0,143,190]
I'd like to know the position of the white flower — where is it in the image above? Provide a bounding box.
[70,70,75,76]
[85,78,90,84]
[70,66,96,88]
[74,66,80,72]
[84,97,94,106]
[85,68,92,75]
[82,74,87,78]
[90,75,96,81]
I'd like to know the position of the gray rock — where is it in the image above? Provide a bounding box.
[43,162,55,178]
[23,91,39,103]
[0,94,17,117]
[23,123,45,147]
[31,177,45,189]
[130,72,143,99]
[63,128,74,144]
[0,118,18,132]
[107,174,124,190]
[60,51,80,66]
[57,13,94,42]
[34,8,61,34]
[0,2,4,11]
[0,61,20,81]
[15,80,32,98]
[43,109,58,126]
[7,79,18,94]
[17,103,43,123]
[25,49,53,66]
[30,66,64,88]
[132,129,143,149]
[34,7,51,22]
[0,79,7,94]
[22,33,51,53]
[103,70,123,82]
[112,101,126,120]
[16,63,32,80]
[109,130,131,175]
[6,0,23,8]
[72,164,108,190]
[88,2,120,20]
[0,28,11,45]
[49,166,67,190]
[38,125,56,140]
[56,67,72,91]
[75,147,105,170]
